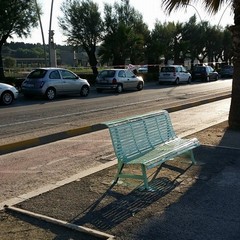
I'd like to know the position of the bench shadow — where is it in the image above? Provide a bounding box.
[126,125,240,239]
[71,163,192,231]
[70,122,240,234]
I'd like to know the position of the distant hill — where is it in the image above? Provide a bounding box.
[3,42,89,67]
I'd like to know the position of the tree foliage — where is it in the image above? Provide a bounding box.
[145,16,233,69]
[161,1,240,130]
[0,0,38,78]
[59,0,104,75]
[98,0,149,66]
[4,57,16,68]
[147,22,177,64]
[57,0,233,75]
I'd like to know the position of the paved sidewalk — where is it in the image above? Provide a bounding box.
[132,134,240,239]
[2,122,240,239]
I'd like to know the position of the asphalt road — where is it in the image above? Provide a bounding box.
[0,79,232,147]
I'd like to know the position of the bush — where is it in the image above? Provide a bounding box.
[138,72,159,82]
[78,73,96,85]
[4,57,16,68]
[2,77,24,91]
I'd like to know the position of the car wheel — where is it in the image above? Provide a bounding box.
[1,91,13,105]
[206,76,210,82]
[175,78,179,85]
[80,85,89,97]
[187,77,192,84]
[116,84,123,93]
[45,88,56,100]
[137,82,143,91]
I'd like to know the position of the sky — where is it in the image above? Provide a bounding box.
[13,0,234,45]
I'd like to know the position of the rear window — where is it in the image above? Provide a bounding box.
[99,70,116,78]
[28,69,47,79]
[222,66,233,69]
[194,67,205,72]
[161,67,175,72]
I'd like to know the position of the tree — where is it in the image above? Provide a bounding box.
[0,0,38,79]
[162,0,240,130]
[59,0,103,76]
[148,22,178,64]
[99,0,149,66]
[180,15,202,67]
[218,28,233,64]
[180,16,232,68]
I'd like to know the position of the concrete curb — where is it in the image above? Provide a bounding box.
[166,93,231,112]
[5,206,115,239]
[0,93,231,155]
[0,124,106,155]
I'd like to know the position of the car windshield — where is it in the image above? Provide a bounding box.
[161,67,174,72]
[28,69,47,79]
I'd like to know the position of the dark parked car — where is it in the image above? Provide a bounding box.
[192,66,219,82]
[220,65,234,78]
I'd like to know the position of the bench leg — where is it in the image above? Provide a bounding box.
[141,165,149,190]
[189,150,196,164]
[114,162,124,184]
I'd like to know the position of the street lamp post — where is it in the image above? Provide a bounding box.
[217,3,232,27]
[34,0,47,67]
[187,4,202,22]
[49,0,56,67]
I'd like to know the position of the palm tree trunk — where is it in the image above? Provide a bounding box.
[228,1,240,129]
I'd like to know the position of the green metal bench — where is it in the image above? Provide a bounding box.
[104,110,200,190]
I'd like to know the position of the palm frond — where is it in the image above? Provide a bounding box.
[162,0,231,14]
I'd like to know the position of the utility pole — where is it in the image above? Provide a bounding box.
[49,0,57,67]
[34,0,47,67]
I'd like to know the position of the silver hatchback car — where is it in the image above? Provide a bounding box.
[96,69,144,93]
[22,68,90,100]
[0,83,19,105]
[159,65,192,84]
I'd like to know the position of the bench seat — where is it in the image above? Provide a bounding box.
[125,137,199,168]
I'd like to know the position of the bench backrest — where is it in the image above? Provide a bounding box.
[105,110,177,163]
